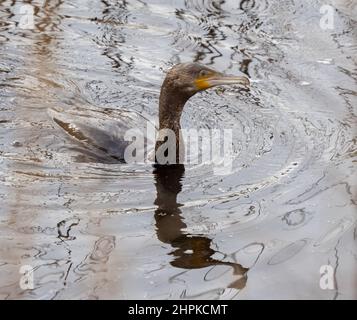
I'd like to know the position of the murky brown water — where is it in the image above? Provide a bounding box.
[0,0,356,299]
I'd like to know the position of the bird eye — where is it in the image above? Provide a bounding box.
[199,70,210,78]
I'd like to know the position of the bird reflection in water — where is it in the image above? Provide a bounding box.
[153,164,248,290]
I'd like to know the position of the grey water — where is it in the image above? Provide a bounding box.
[0,0,356,299]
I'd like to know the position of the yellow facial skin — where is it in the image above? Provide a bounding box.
[194,73,216,91]
[194,72,250,91]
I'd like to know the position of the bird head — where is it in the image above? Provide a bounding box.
[163,62,250,98]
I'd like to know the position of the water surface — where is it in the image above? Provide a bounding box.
[0,0,356,299]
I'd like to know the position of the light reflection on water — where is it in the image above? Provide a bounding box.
[0,0,356,299]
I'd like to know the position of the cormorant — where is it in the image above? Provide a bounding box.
[50,63,249,163]
[155,62,249,163]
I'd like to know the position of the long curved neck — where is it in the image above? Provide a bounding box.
[155,81,190,162]
[158,83,189,131]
